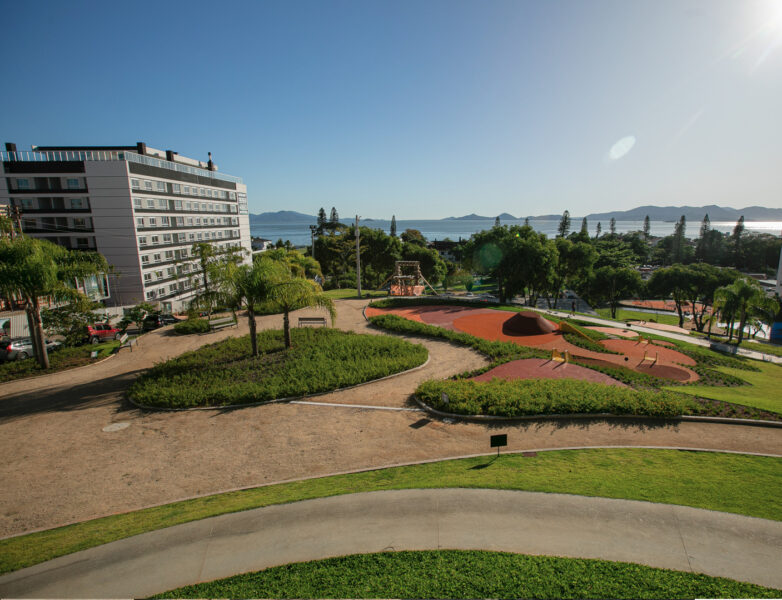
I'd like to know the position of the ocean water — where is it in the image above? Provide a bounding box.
[251,219,782,247]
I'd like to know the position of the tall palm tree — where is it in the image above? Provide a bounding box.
[0,237,108,368]
[714,278,773,344]
[714,284,740,341]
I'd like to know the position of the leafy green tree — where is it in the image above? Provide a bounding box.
[0,237,108,368]
[548,238,596,308]
[400,229,426,245]
[41,296,104,346]
[400,242,446,286]
[118,301,158,334]
[648,264,694,328]
[593,238,638,269]
[587,266,642,319]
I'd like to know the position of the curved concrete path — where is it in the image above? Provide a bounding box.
[1,489,780,598]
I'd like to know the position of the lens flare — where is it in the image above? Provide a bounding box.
[607,136,636,162]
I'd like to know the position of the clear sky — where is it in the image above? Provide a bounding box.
[1,0,781,219]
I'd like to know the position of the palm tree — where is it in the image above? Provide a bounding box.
[267,274,336,349]
[0,237,108,368]
[714,278,774,344]
[713,285,739,341]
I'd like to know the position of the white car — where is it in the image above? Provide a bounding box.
[0,337,61,361]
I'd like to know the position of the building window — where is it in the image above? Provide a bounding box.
[133,198,141,208]
[141,254,150,263]
[136,217,144,227]
[172,184,181,194]
[146,291,156,300]
[144,273,152,282]
[76,237,90,248]
[167,267,175,276]
[148,217,156,227]
[144,180,153,190]
[131,179,140,189]
[165,250,174,260]
[156,181,166,192]
[153,253,162,262]
[188,233,195,241]
[161,216,170,226]
[73,218,87,230]
[158,198,167,209]
[15,178,31,190]
[139,237,148,247]
[163,234,172,243]
[174,200,182,210]
[151,235,159,244]
[169,284,178,294]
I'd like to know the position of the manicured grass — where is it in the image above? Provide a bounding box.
[596,308,684,327]
[732,339,782,358]
[2,449,780,575]
[153,550,782,599]
[323,288,387,299]
[128,328,427,408]
[667,361,782,414]
[417,378,696,418]
[0,339,120,383]
[172,318,210,334]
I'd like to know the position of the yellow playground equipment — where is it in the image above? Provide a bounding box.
[551,348,570,363]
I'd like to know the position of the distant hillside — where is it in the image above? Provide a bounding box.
[584,205,782,222]
[444,213,518,220]
[250,211,315,223]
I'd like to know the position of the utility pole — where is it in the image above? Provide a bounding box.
[309,225,317,260]
[355,215,361,298]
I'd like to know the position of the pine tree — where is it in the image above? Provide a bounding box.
[524,217,530,227]
[732,215,745,240]
[580,217,588,236]
[699,214,710,238]
[673,215,686,262]
[732,215,745,268]
[330,207,339,224]
[390,215,397,237]
[494,216,501,227]
[596,222,602,239]
[557,210,571,237]
[317,207,327,234]
[609,218,616,235]
[643,215,650,239]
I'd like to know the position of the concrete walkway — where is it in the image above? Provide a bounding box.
[1,488,780,598]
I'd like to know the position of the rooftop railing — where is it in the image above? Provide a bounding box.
[0,150,243,184]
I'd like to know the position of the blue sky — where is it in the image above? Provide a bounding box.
[1,0,781,218]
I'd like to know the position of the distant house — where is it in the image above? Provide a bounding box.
[251,237,273,252]
[429,239,464,263]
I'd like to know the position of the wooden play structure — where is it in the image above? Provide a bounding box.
[379,261,439,296]
[551,348,570,363]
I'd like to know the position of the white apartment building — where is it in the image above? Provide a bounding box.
[0,142,251,313]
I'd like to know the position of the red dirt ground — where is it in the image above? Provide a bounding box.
[586,326,638,338]
[369,305,699,383]
[472,358,628,387]
[622,299,710,314]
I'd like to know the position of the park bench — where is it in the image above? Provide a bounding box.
[118,332,138,352]
[298,317,327,328]
[209,317,237,332]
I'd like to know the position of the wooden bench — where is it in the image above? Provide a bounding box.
[209,317,236,332]
[118,333,138,352]
[298,317,327,328]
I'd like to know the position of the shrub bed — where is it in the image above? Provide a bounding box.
[0,341,119,384]
[173,318,210,335]
[129,328,428,408]
[416,378,697,418]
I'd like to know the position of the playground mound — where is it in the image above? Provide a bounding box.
[471,358,627,387]
[502,311,558,335]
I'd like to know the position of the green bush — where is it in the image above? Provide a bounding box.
[416,378,698,418]
[173,318,210,335]
[129,328,428,408]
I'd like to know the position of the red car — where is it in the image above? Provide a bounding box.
[85,323,122,344]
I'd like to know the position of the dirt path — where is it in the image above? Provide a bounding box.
[1,299,781,537]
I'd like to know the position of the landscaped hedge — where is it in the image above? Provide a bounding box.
[416,378,697,418]
[173,318,211,335]
[129,327,428,408]
[368,313,546,362]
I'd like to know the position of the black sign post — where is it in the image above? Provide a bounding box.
[490,434,507,457]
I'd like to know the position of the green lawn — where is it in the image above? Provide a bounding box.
[2,448,780,575]
[153,550,781,599]
[323,288,387,299]
[667,361,782,413]
[0,339,121,383]
[596,308,683,327]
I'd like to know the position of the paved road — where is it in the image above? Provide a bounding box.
[1,489,780,598]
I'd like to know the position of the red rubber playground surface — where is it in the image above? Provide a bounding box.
[366,305,698,384]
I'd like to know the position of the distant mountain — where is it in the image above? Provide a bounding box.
[584,205,782,222]
[250,211,315,223]
[444,213,518,220]
[527,214,563,221]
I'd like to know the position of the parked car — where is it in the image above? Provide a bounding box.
[0,337,62,361]
[142,314,181,331]
[85,323,122,344]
